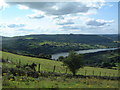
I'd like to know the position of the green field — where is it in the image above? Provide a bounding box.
[2,76,118,88]
[1,51,119,88]
[1,51,119,77]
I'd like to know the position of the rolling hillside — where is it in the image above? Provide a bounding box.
[1,34,118,56]
[1,51,119,88]
[1,51,119,76]
[102,34,118,41]
[3,34,117,45]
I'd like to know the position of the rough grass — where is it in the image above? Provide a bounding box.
[2,75,119,88]
[0,76,2,89]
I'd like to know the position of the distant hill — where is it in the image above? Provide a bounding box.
[3,34,117,44]
[2,34,118,56]
[83,48,120,68]
[101,34,118,41]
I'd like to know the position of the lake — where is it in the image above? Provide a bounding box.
[52,48,117,60]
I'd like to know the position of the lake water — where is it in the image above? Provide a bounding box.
[52,48,117,60]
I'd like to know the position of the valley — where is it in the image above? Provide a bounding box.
[1,34,120,88]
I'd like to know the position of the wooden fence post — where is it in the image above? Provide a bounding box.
[85,70,87,76]
[19,59,21,66]
[32,63,37,71]
[93,70,94,76]
[53,65,56,72]
[18,60,21,76]
[6,58,8,62]
[65,67,67,74]
[38,64,41,73]
[99,71,101,77]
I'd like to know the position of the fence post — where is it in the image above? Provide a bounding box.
[85,70,87,76]
[93,70,94,76]
[99,71,101,77]
[32,63,37,71]
[6,58,8,62]
[18,60,21,76]
[19,59,21,66]
[38,64,41,73]
[65,67,67,74]
[53,65,56,72]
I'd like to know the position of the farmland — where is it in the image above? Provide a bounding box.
[1,51,119,76]
[2,34,118,57]
[1,51,119,88]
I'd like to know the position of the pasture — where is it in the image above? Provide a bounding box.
[2,75,119,88]
[1,51,119,88]
[1,51,119,77]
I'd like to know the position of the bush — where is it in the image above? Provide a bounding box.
[62,51,84,76]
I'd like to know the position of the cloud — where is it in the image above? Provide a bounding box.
[59,16,114,33]
[0,22,27,29]
[0,28,35,37]
[0,24,6,28]
[57,21,74,25]
[86,19,114,26]
[17,5,29,10]
[56,19,74,25]
[0,0,9,11]
[60,25,81,30]
[53,16,64,20]
[28,14,44,19]
[2,0,117,36]
[18,28,33,31]
[53,14,92,26]
[7,24,26,28]
[27,10,45,19]
[6,1,105,15]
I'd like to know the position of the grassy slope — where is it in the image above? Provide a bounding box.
[1,51,119,88]
[1,51,119,77]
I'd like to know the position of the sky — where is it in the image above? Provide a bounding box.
[0,0,118,37]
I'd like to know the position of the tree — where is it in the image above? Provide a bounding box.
[62,51,84,76]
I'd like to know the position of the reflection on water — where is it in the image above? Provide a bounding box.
[52,48,117,60]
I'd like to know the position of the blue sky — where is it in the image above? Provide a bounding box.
[0,0,118,37]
